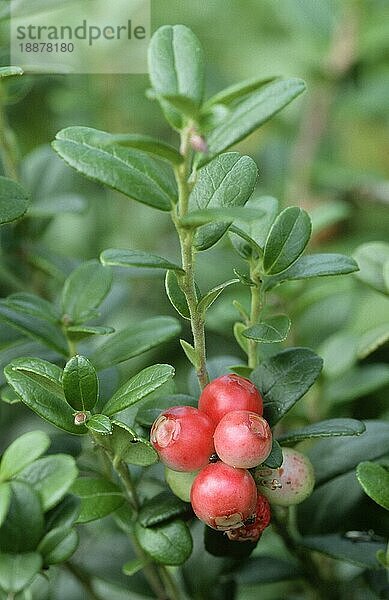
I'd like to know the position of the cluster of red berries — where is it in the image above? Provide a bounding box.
[150,374,273,542]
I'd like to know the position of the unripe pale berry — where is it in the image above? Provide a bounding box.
[214,410,272,468]
[165,467,198,502]
[226,493,271,542]
[198,374,263,426]
[150,406,215,472]
[190,462,257,530]
[253,447,315,506]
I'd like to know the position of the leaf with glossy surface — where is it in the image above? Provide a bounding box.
[135,519,192,565]
[138,491,188,527]
[0,553,42,593]
[263,207,311,274]
[198,78,306,164]
[53,127,177,210]
[18,454,78,511]
[0,176,29,224]
[197,279,239,315]
[63,355,98,412]
[0,481,44,552]
[136,394,196,428]
[71,478,124,523]
[264,253,359,290]
[0,300,68,355]
[148,25,204,112]
[109,421,158,466]
[0,430,50,481]
[356,462,389,510]
[101,248,183,272]
[61,260,112,324]
[301,534,385,569]
[0,483,11,527]
[354,241,389,295]
[102,364,175,416]
[38,527,79,564]
[189,153,258,250]
[251,348,323,426]
[4,357,87,434]
[91,317,180,370]
[278,419,366,445]
[86,414,112,435]
[243,314,291,343]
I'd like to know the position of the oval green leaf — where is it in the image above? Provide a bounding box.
[0,176,30,225]
[0,552,42,594]
[38,527,79,565]
[71,477,124,523]
[243,314,291,343]
[101,248,184,272]
[277,419,366,445]
[86,414,112,435]
[0,430,50,482]
[63,354,99,412]
[356,462,389,510]
[0,481,44,553]
[135,519,192,565]
[138,491,188,528]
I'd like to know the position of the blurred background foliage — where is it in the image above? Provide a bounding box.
[0,0,388,599]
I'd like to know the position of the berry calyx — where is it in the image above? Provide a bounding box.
[190,462,257,530]
[253,447,315,506]
[226,493,271,542]
[150,406,215,472]
[214,410,272,468]
[198,374,263,426]
[165,467,198,502]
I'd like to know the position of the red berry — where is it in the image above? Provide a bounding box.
[214,410,272,468]
[190,462,257,530]
[198,374,263,426]
[226,493,271,542]
[150,406,215,472]
[253,447,315,506]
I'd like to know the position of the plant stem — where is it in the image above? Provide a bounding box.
[247,260,263,369]
[173,130,209,389]
[158,566,182,600]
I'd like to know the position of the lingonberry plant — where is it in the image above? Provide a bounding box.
[0,23,387,600]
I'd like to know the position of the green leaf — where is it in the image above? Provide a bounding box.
[71,478,124,523]
[230,195,279,254]
[123,557,150,577]
[53,127,177,210]
[251,347,323,426]
[0,553,42,594]
[135,394,196,428]
[66,325,115,341]
[18,454,78,511]
[0,300,68,355]
[277,419,366,445]
[28,193,87,217]
[189,153,258,250]
[301,534,385,569]
[263,207,311,275]
[357,324,389,359]
[101,133,183,165]
[0,66,23,78]
[198,78,306,164]
[0,483,11,527]
[165,271,191,319]
[91,317,180,370]
[62,354,99,412]
[61,260,113,324]
[203,75,276,108]
[4,357,87,435]
[324,364,389,404]
[243,314,291,343]
[0,430,50,482]
[261,439,283,469]
[263,253,359,290]
[135,519,192,565]
[180,339,199,369]
[197,279,239,315]
[109,420,158,466]
[181,206,265,228]
[86,414,112,435]
[233,322,249,355]
[45,494,80,530]
[102,364,175,416]
[38,527,78,565]
[319,332,358,378]
[354,241,389,295]
[138,491,188,527]
[148,25,204,112]
[308,420,389,486]
[356,462,389,510]
[0,176,29,224]
[101,248,183,272]
[235,556,302,584]
[0,481,44,553]
[6,293,59,322]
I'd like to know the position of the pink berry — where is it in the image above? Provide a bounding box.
[214,410,272,468]
[253,447,315,506]
[198,374,263,426]
[190,462,257,530]
[150,406,215,472]
[226,493,271,543]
